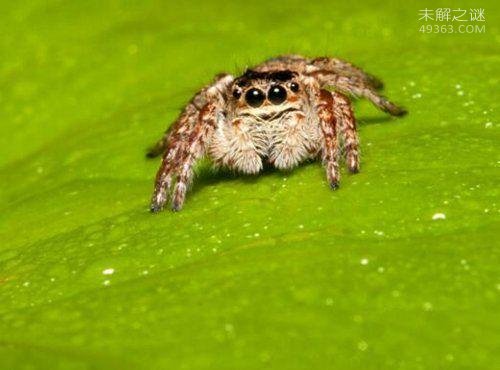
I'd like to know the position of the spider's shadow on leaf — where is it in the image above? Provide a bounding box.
[189,160,316,197]
[357,116,395,125]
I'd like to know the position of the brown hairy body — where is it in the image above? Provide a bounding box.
[147,55,407,212]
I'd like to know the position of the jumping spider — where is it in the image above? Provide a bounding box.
[147,55,407,212]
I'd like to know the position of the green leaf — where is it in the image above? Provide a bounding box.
[1,1,499,369]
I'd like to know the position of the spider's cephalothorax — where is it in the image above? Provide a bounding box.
[147,55,407,212]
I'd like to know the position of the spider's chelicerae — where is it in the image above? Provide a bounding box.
[147,55,407,212]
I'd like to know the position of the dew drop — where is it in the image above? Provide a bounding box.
[357,341,368,351]
[423,302,433,311]
[432,213,446,220]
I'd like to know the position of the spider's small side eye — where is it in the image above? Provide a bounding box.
[232,90,241,99]
[290,82,299,92]
[245,88,265,107]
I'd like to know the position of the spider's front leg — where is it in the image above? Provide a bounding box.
[148,73,233,212]
[331,91,360,173]
[150,103,218,212]
[316,88,341,189]
[146,73,233,159]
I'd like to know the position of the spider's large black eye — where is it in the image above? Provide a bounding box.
[268,85,287,105]
[245,88,265,107]
[290,82,299,92]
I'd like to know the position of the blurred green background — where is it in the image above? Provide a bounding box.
[0,0,499,369]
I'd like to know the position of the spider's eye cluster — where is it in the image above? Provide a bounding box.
[245,88,265,107]
[243,83,294,108]
[268,85,287,105]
